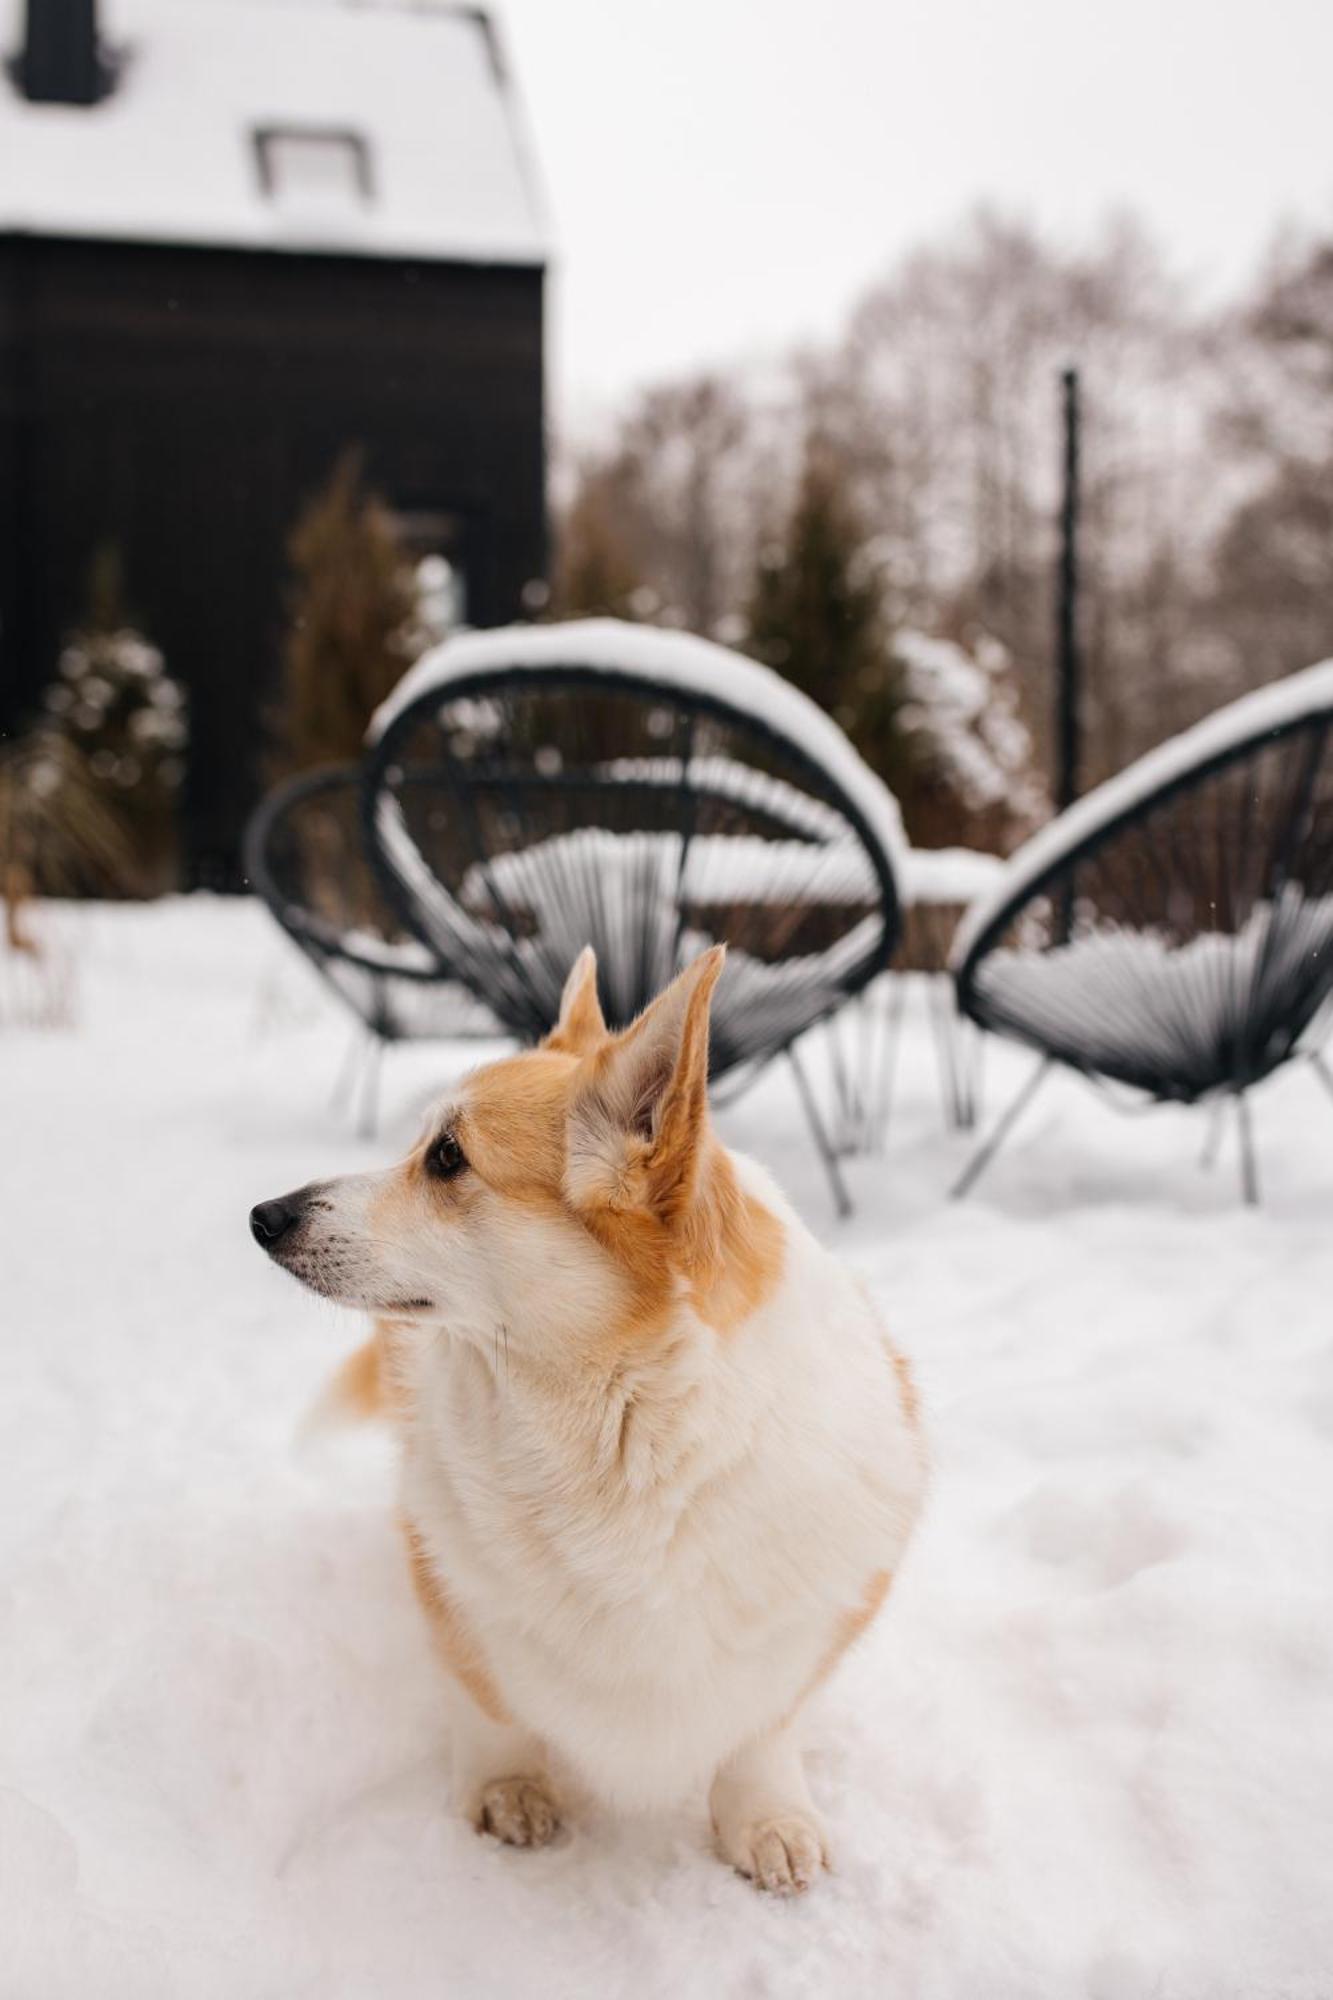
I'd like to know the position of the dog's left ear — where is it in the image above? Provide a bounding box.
[544,945,608,1056]
[565,946,726,1224]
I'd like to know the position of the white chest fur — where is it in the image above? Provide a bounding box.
[400,1178,925,1813]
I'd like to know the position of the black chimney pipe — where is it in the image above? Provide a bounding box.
[16,0,109,106]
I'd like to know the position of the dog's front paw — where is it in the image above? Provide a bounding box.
[723,1813,829,1895]
[474,1776,562,1849]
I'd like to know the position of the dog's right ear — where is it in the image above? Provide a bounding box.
[543,945,608,1057]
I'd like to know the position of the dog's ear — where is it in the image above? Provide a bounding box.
[565,946,725,1224]
[544,945,608,1056]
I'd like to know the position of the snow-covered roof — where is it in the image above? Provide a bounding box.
[951,656,1333,972]
[370,618,911,874]
[0,0,547,265]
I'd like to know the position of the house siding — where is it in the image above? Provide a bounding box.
[0,234,546,885]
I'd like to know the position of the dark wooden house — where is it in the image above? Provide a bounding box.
[0,0,548,883]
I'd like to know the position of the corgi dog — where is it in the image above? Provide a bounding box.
[250,946,926,1894]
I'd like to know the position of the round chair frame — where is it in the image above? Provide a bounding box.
[950,659,1333,1200]
[245,763,500,1132]
[360,622,909,1211]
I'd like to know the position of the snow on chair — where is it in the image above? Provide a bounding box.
[245,764,500,1133]
[950,659,1333,1201]
[362,619,909,1213]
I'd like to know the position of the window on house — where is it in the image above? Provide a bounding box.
[253,127,373,207]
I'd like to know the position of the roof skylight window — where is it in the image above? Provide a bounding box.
[253,127,373,209]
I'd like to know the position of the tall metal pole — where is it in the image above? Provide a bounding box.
[1055,367,1082,813]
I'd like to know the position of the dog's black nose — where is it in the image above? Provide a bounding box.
[250,1198,299,1248]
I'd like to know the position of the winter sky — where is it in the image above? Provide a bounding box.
[494,0,1333,428]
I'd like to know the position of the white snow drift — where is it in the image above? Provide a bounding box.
[1,898,1331,1999]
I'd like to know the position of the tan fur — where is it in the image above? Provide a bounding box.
[358,1054,584,1299]
[790,1567,895,1720]
[681,1140,786,1333]
[804,1358,924,1708]
[891,1347,922,1433]
[402,1516,511,1725]
[558,949,783,1337]
[456,1048,583,1201]
[542,944,608,1057]
[835,1567,894,1656]
[327,1330,388,1420]
[303,1320,419,1436]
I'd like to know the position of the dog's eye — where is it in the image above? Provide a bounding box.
[425,1130,467,1181]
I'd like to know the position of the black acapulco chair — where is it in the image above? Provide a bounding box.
[244,764,501,1134]
[360,618,910,1214]
[950,657,1333,1202]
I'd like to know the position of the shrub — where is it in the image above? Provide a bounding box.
[269,451,421,774]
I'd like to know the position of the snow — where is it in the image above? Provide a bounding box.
[460,829,880,911]
[327,926,437,975]
[0,0,547,266]
[368,618,911,873]
[952,657,1333,973]
[461,829,1002,913]
[892,628,1045,826]
[3,895,1333,1998]
[597,755,850,845]
[900,844,1005,908]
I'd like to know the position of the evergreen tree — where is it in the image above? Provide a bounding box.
[550,459,649,622]
[854,628,1046,852]
[270,451,419,774]
[745,447,884,731]
[745,449,1044,851]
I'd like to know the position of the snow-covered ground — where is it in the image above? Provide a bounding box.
[2,898,1331,2000]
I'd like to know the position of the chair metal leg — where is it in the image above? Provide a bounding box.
[854,983,879,1147]
[1235,1090,1260,1206]
[786,1046,853,1220]
[824,1013,859,1155]
[709,1052,775,1111]
[950,1057,1053,1200]
[924,976,952,1129]
[926,975,975,1132]
[870,974,908,1153]
[958,1022,984,1132]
